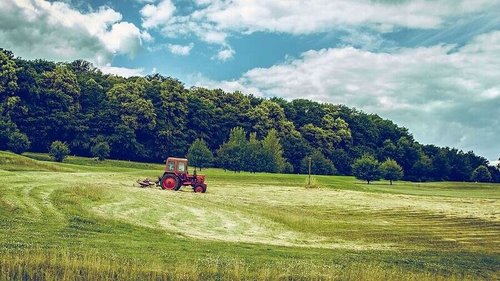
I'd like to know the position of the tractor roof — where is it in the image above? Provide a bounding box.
[166,157,188,162]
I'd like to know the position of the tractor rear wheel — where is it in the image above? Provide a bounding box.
[194,184,206,193]
[161,174,179,190]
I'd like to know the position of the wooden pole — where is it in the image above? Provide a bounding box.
[308,156,311,185]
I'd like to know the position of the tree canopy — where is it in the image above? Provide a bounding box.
[381,159,404,185]
[187,138,214,170]
[0,48,498,182]
[352,155,382,184]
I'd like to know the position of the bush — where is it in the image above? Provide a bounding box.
[91,141,110,161]
[7,131,30,154]
[49,141,70,162]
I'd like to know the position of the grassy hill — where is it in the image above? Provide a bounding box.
[0,151,498,280]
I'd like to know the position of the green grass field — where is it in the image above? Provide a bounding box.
[0,151,499,280]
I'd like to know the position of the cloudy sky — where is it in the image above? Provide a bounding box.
[1,0,499,162]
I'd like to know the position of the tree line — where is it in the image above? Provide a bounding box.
[1,48,498,182]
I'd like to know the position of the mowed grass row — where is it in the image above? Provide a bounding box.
[0,151,499,280]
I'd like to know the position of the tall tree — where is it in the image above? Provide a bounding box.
[244,132,265,173]
[217,127,248,172]
[411,154,433,182]
[187,138,214,170]
[261,129,286,173]
[248,100,286,138]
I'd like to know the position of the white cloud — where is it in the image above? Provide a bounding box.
[140,0,176,29]
[214,47,235,61]
[150,0,498,62]
[202,0,497,33]
[100,65,144,77]
[101,22,149,58]
[0,0,149,66]
[167,43,194,56]
[197,31,500,161]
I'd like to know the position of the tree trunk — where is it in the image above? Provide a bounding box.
[390,180,393,185]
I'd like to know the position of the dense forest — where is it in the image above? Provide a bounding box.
[1,48,499,182]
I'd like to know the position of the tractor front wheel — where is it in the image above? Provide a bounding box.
[194,184,206,193]
[161,174,179,190]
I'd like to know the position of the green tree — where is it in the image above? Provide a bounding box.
[91,141,110,161]
[380,139,398,160]
[395,136,420,177]
[411,154,433,182]
[352,154,382,184]
[217,127,248,172]
[7,131,30,154]
[280,121,311,173]
[248,100,286,137]
[244,132,264,173]
[471,165,491,182]
[154,78,188,158]
[0,48,18,98]
[261,129,286,173]
[106,79,156,130]
[50,141,70,162]
[381,159,403,185]
[300,150,337,175]
[187,138,214,170]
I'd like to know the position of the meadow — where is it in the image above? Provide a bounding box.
[0,151,498,280]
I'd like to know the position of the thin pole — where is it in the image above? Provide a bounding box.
[308,156,311,185]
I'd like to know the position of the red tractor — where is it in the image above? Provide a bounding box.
[160,157,207,193]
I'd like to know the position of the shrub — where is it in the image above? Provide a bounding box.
[49,141,70,162]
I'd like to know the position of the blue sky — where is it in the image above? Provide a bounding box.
[0,0,499,163]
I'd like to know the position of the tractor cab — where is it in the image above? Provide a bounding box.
[165,157,188,175]
[161,157,207,193]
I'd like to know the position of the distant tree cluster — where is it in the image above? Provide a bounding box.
[215,127,291,173]
[0,48,498,182]
[352,155,404,184]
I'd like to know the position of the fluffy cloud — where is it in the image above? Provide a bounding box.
[145,0,498,62]
[0,0,149,66]
[200,0,498,33]
[214,47,235,61]
[167,43,194,55]
[140,0,176,29]
[197,31,500,161]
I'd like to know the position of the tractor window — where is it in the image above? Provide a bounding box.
[178,162,186,172]
[167,161,175,171]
